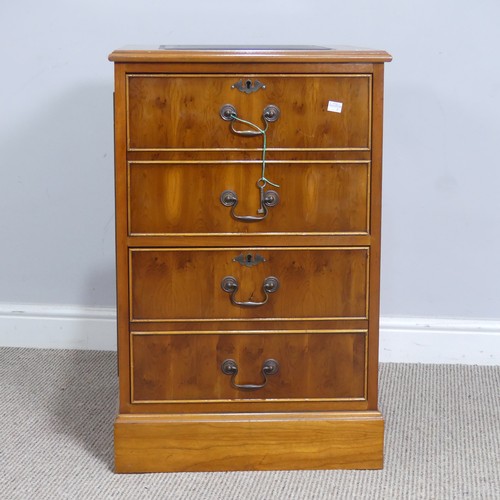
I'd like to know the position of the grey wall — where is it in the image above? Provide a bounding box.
[1,1,499,318]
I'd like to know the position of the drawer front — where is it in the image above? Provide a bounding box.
[129,247,368,322]
[131,332,366,403]
[128,161,370,236]
[127,74,371,151]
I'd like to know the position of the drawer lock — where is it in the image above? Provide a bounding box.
[231,78,266,94]
[220,104,281,192]
[233,252,266,268]
[221,275,279,307]
[221,358,280,391]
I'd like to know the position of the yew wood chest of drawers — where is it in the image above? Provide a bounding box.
[109,45,392,473]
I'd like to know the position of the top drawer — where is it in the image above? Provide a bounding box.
[126,74,372,151]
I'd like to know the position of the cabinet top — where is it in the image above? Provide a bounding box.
[108,45,392,63]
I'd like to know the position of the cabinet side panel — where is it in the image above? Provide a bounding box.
[114,63,132,412]
[367,63,385,409]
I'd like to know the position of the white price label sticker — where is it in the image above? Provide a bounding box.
[327,100,343,113]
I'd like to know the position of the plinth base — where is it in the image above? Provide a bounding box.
[114,411,384,473]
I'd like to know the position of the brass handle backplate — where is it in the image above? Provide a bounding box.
[221,358,280,391]
[221,275,279,307]
[220,104,281,136]
[220,184,279,222]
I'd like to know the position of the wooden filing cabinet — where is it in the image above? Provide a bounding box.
[109,45,392,473]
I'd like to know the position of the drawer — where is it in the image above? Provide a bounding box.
[129,247,369,322]
[128,161,370,236]
[130,331,367,403]
[127,74,371,151]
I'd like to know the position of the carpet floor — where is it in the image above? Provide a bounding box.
[0,347,498,499]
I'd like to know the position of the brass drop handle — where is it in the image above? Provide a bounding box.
[220,183,279,223]
[220,104,280,136]
[221,276,280,307]
[221,358,280,391]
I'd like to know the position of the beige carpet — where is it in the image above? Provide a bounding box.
[0,347,499,499]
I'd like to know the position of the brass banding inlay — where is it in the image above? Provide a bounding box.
[130,330,368,404]
[126,73,372,152]
[126,160,372,237]
[128,246,370,323]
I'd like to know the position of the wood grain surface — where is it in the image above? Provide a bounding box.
[115,411,384,472]
[127,74,371,150]
[128,161,370,235]
[129,247,369,321]
[131,331,366,403]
